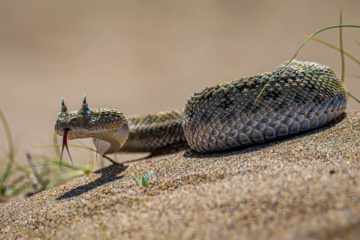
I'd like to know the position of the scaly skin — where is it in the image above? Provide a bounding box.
[55,60,346,157]
[121,110,188,155]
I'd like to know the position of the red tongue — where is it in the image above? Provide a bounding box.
[60,129,73,165]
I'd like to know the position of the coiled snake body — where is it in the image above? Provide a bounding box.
[55,60,346,160]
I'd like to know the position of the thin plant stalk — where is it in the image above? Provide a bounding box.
[302,35,360,65]
[339,9,345,81]
[255,24,360,104]
[0,110,15,193]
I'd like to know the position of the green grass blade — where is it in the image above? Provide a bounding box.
[303,35,360,65]
[0,110,14,160]
[288,24,360,67]
[130,175,140,187]
[339,9,345,81]
[34,144,96,152]
[11,158,89,175]
[348,74,360,78]
[144,171,154,182]
[6,183,33,196]
[0,110,15,193]
[47,171,88,185]
[344,91,360,104]
[53,131,61,159]
[26,153,44,185]
[142,176,146,188]
[255,24,360,105]
[0,111,96,198]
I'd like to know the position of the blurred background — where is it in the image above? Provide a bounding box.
[0,0,359,166]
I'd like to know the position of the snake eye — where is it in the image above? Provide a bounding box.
[85,109,91,114]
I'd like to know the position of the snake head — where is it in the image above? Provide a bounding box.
[55,95,127,140]
[55,95,129,162]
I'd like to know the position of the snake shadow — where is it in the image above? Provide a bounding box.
[56,164,128,200]
[183,113,347,159]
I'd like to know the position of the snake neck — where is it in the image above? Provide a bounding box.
[93,110,187,155]
[92,123,129,155]
[119,110,188,154]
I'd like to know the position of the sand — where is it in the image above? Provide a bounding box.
[0,110,359,240]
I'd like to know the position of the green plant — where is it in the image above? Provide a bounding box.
[255,10,360,104]
[0,110,95,201]
[37,133,120,165]
[130,171,154,188]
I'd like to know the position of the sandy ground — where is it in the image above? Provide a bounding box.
[0,2,360,239]
[0,110,359,239]
[0,0,360,166]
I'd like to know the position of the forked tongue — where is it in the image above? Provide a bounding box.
[60,128,74,165]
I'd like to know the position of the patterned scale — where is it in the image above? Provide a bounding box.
[120,110,188,154]
[183,60,346,153]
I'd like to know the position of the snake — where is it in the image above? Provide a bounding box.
[55,60,346,163]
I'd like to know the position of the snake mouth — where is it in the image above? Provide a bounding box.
[60,128,73,165]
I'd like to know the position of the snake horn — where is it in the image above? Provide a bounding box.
[61,97,68,112]
[81,94,89,110]
[83,94,87,105]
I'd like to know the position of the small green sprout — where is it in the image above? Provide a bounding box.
[130,171,154,188]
